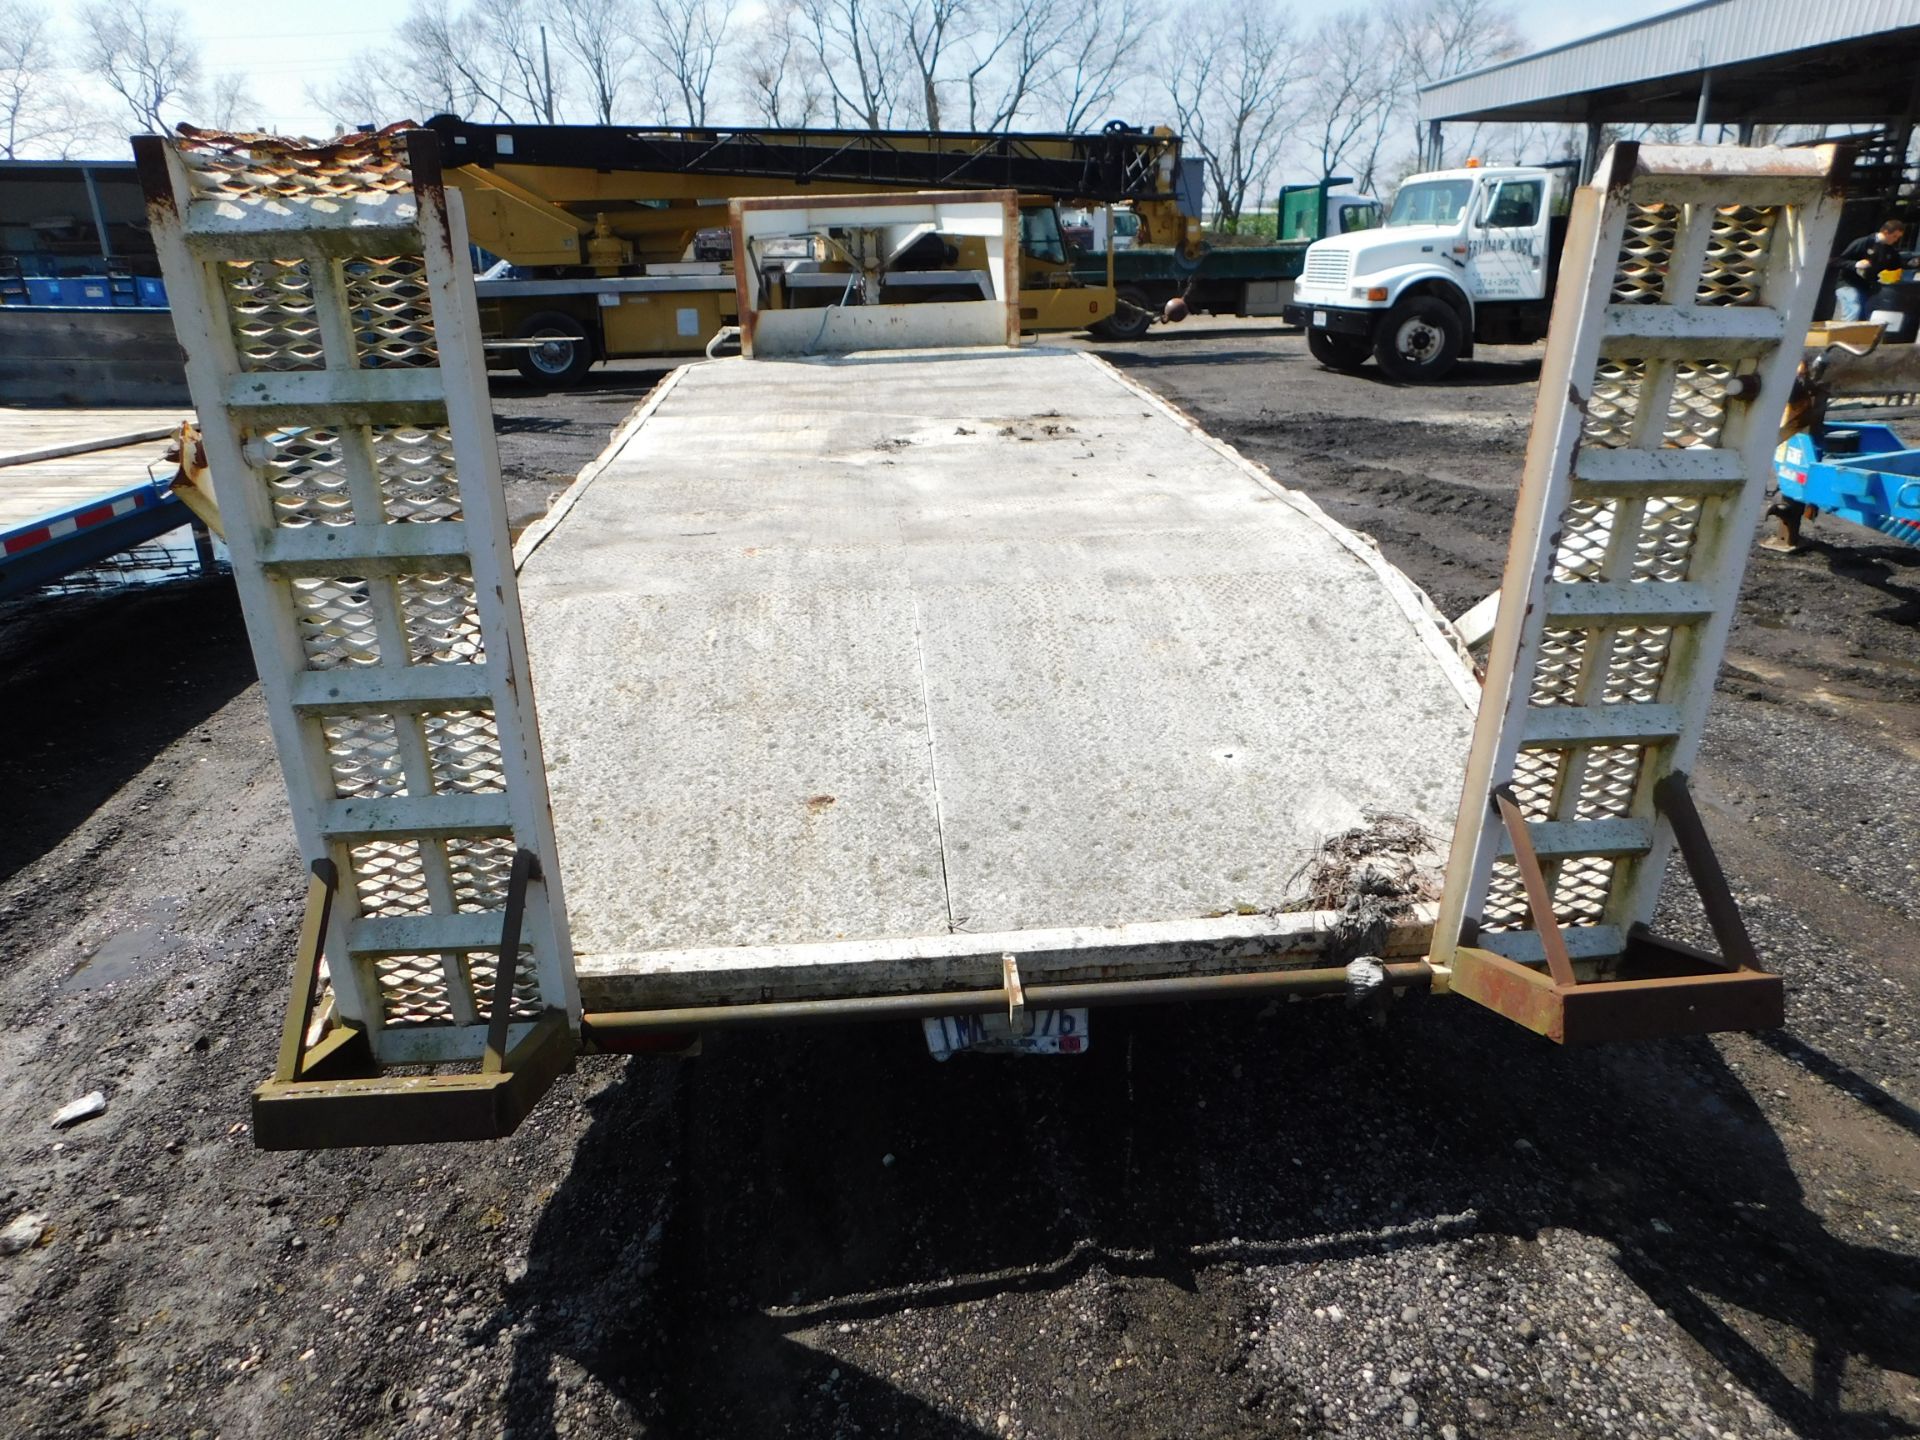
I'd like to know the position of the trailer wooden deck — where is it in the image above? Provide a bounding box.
[0,407,192,596]
[515,348,1479,1008]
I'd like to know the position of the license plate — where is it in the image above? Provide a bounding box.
[1312,310,1328,327]
[923,1008,1089,1060]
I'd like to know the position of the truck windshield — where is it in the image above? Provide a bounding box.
[1386,180,1473,228]
[1340,202,1381,233]
[1021,207,1067,264]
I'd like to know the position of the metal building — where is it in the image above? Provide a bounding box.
[1418,0,1920,192]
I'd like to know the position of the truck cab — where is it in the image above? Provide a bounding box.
[1284,164,1563,381]
[1074,178,1379,341]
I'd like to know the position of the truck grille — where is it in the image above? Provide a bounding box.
[1303,249,1351,288]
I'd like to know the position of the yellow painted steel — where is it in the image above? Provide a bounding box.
[446,160,1133,359]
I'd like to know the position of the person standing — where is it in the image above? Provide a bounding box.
[1831,217,1908,322]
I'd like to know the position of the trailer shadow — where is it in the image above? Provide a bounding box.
[488,362,677,404]
[1072,343,1287,371]
[0,575,256,883]
[496,994,1920,1437]
[1816,538,1920,628]
[1094,342,1544,390]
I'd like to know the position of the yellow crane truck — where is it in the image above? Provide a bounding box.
[420,116,1204,383]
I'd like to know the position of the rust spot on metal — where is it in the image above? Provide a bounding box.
[1824,141,1854,199]
[130,135,179,219]
[1602,140,1641,203]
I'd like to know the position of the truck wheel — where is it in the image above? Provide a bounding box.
[1090,286,1155,342]
[513,310,595,386]
[1372,296,1462,382]
[1307,326,1371,372]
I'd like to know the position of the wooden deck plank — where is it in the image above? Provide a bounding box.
[0,438,178,530]
[0,407,190,468]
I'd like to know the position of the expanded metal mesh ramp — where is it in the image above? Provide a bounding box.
[1433,142,1845,1042]
[138,127,578,1144]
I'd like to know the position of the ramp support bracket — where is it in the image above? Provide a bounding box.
[1451,773,1782,1046]
[252,849,575,1150]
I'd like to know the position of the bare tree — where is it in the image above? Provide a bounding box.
[314,0,566,129]
[739,0,828,126]
[1303,9,1400,189]
[961,0,1064,131]
[640,0,735,125]
[1040,0,1154,132]
[384,0,553,123]
[391,0,497,118]
[1165,0,1299,228]
[470,0,557,121]
[310,50,447,130]
[36,94,116,158]
[799,0,905,129]
[1383,0,1524,167]
[193,73,258,131]
[893,0,970,132]
[0,0,58,158]
[550,0,642,123]
[80,0,202,133]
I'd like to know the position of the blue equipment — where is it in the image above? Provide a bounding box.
[1774,423,1920,548]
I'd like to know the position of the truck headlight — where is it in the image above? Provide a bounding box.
[1352,285,1389,302]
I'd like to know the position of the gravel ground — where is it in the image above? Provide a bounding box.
[1,326,1917,1438]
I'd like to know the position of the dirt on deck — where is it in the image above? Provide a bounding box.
[1,329,1917,1440]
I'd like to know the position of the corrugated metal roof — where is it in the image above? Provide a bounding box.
[1419,0,1920,121]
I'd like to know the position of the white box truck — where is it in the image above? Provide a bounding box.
[1285,163,1570,381]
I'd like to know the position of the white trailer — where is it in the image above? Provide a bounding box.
[515,346,1476,1014]
[136,127,1841,1147]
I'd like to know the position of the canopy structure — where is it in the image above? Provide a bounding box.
[1417,0,1920,183]
[0,160,152,273]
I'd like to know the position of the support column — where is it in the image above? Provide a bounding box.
[189,519,218,577]
[80,165,113,263]
[1427,119,1443,171]
[1581,122,1605,185]
[1694,68,1713,142]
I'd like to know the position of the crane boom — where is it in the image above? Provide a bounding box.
[423,116,1192,211]
[420,117,1204,383]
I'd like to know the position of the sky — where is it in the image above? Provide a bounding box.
[41,0,1696,152]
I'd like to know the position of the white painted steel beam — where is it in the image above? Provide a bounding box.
[289,666,498,712]
[260,523,471,569]
[1520,705,1682,746]
[1572,447,1747,486]
[1493,819,1655,860]
[224,369,446,412]
[1541,581,1714,623]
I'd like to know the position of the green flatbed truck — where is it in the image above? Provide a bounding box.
[1074,177,1381,340]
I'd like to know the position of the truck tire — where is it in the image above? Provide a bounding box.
[1371,296,1462,382]
[1307,326,1371,372]
[1090,286,1155,342]
[513,310,595,386]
